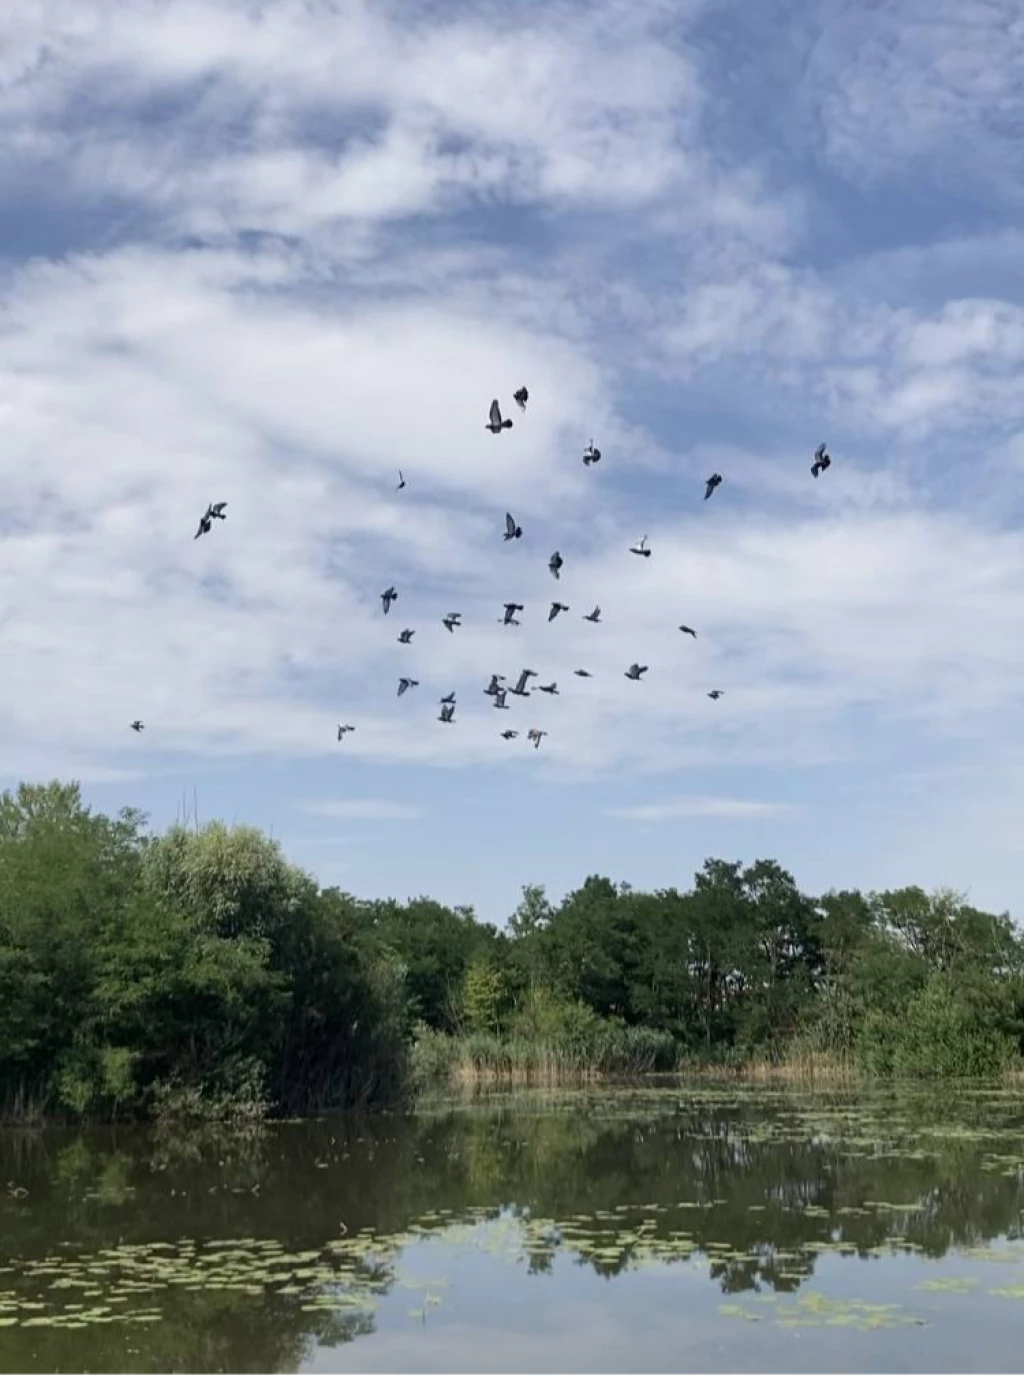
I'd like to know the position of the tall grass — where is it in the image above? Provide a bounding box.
[411,1025,678,1089]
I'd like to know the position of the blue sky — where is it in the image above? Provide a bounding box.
[2,0,1024,925]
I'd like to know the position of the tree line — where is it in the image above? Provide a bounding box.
[1,780,1021,1120]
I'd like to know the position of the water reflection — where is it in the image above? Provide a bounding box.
[0,1084,1022,1372]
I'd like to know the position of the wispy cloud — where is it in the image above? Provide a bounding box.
[605,798,798,822]
[300,799,422,822]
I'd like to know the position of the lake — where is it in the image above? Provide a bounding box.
[1,1083,1023,1373]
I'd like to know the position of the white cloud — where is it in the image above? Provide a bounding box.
[300,800,422,822]
[605,797,797,822]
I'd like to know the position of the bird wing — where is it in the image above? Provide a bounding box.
[489,399,501,425]
[506,512,516,535]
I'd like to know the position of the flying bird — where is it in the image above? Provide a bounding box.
[396,470,406,490]
[130,720,144,732]
[397,629,414,644]
[708,689,724,700]
[439,692,456,705]
[194,510,212,540]
[209,502,227,520]
[538,682,559,695]
[484,673,506,696]
[500,729,519,740]
[486,399,513,432]
[704,473,722,500]
[679,625,697,638]
[811,442,831,478]
[397,677,419,698]
[502,602,524,626]
[629,536,651,557]
[494,689,510,710]
[337,724,355,740]
[583,605,601,623]
[381,586,397,614]
[625,663,648,681]
[583,441,601,466]
[549,551,563,579]
[574,669,593,678]
[548,601,569,622]
[438,703,456,724]
[504,512,523,541]
[509,669,536,696]
[513,386,529,411]
[527,728,547,750]
[442,613,461,633]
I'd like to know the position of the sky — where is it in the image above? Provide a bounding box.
[2,0,1024,926]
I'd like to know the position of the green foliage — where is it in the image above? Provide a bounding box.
[0,778,1021,1121]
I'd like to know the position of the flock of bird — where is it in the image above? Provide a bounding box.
[128,390,833,750]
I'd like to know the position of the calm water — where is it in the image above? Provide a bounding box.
[1,1083,1023,1373]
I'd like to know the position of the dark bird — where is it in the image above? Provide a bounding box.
[679,625,697,638]
[514,386,529,411]
[209,502,227,520]
[381,586,397,614]
[397,628,414,644]
[708,689,724,700]
[583,605,601,623]
[504,512,523,541]
[811,442,831,478]
[397,677,419,697]
[484,673,506,696]
[538,681,559,695]
[486,399,513,432]
[574,669,593,678]
[438,703,455,724]
[502,602,524,626]
[549,550,563,579]
[194,512,211,540]
[337,724,355,740]
[527,728,547,749]
[625,663,648,681]
[548,601,569,622]
[704,473,722,500]
[130,720,144,732]
[500,729,519,740]
[439,692,456,705]
[396,469,406,490]
[494,689,510,710]
[629,535,651,557]
[442,612,461,633]
[583,440,601,466]
[509,669,536,696]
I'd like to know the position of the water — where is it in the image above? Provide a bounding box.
[1,1083,1023,1373]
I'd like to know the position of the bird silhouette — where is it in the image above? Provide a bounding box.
[574,669,593,678]
[811,442,831,478]
[514,386,529,411]
[583,605,602,623]
[502,602,524,626]
[337,724,355,740]
[130,720,144,732]
[625,663,648,681]
[442,613,461,633]
[439,692,456,705]
[704,473,722,500]
[397,677,419,697]
[708,689,724,700]
[629,535,651,557]
[501,729,519,740]
[527,728,547,749]
[397,629,414,644]
[549,551,563,579]
[538,682,560,695]
[679,625,697,638]
[438,703,456,723]
[381,586,397,614]
[396,469,406,490]
[548,601,569,622]
[486,399,513,432]
[583,441,601,466]
[504,512,523,541]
